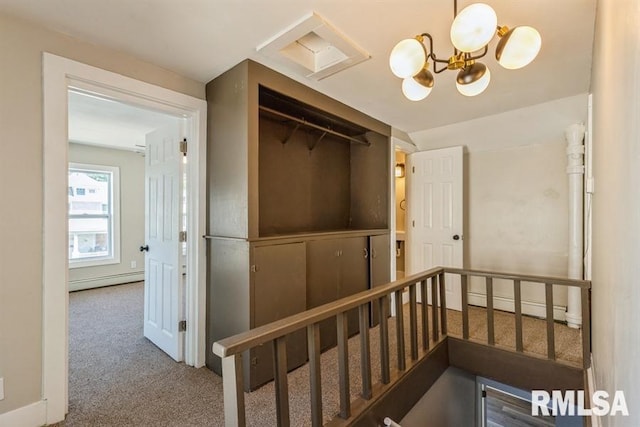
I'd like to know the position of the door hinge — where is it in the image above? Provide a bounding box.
[178,320,187,332]
[179,138,187,155]
[179,231,187,242]
[250,265,259,273]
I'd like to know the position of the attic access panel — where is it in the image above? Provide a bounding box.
[259,85,370,144]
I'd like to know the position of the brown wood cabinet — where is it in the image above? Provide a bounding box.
[205,60,391,391]
[250,242,307,389]
[306,236,369,351]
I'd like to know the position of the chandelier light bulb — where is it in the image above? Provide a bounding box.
[401,67,434,101]
[456,63,491,96]
[389,38,427,78]
[495,26,542,69]
[402,78,432,101]
[450,3,498,53]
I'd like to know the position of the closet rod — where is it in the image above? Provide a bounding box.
[259,105,370,146]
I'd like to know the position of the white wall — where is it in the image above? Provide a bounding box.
[590,1,640,425]
[409,95,587,314]
[68,143,145,291]
[0,11,203,416]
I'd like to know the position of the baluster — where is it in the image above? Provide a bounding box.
[336,312,351,419]
[513,279,523,352]
[439,272,447,335]
[420,279,429,350]
[358,304,372,399]
[431,276,439,342]
[272,337,290,426]
[581,287,591,369]
[409,283,418,360]
[379,295,390,384]
[222,353,246,427]
[307,323,323,426]
[545,283,556,360]
[394,289,406,371]
[461,274,469,340]
[486,277,495,346]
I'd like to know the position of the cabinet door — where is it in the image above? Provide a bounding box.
[370,234,391,326]
[338,236,369,336]
[251,242,307,390]
[306,238,341,351]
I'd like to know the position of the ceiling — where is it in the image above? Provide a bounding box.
[1,0,597,135]
[68,90,181,151]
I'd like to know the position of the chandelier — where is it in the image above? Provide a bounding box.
[389,1,541,100]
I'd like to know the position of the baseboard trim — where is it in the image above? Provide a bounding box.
[69,272,144,291]
[0,400,47,427]
[468,292,567,322]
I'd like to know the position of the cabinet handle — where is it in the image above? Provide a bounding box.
[364,248,369,259]
[372,248,377,258]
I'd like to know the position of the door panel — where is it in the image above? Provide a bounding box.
[408,146,463,310]
[370,234,391,326]
[251,242,307,389]
[306,239,340,351]
[143,124,184,361]
[338,236,369,337]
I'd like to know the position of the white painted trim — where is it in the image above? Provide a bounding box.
[68,272,145,291]
[0,400,46,427]
[42,53,206,424]
[467,292,567,322]
[586,355,601,427]
[68,162,121,269]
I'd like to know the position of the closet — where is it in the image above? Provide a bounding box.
[206,60,391,390]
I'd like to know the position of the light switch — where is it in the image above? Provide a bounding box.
[0,377,4,400]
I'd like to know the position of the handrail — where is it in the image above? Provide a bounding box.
[444,267,592,289]
[212,267,443,358]
[213,267,592,427]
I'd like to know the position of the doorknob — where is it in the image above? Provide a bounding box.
[140,245,149,252]
[452,235,460,241]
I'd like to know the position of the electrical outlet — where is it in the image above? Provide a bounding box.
[0,377,5,400]
[130,260,137,269]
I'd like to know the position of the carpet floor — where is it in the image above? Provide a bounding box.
[53,281,581,426]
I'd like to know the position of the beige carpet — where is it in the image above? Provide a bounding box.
[53,282,582,426]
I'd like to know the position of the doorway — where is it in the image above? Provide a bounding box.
[43,53,207,424]
[68,89,188,361]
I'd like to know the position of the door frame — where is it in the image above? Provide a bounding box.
[42,53,207,424]
[390,137,417,308]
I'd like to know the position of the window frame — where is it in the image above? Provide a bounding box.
[68,162,121,268]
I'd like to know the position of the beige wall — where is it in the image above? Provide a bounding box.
[410,97,586,309]
[68,143,145,291]
[0,12,204,415]
[590,0,640,425]
[466,142,569,306]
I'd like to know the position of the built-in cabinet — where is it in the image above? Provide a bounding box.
[206,60,391,391]
[307,236,369,351]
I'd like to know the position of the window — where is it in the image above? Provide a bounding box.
[68,163,120,268]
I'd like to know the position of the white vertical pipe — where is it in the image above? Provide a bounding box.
[565,123,586,329]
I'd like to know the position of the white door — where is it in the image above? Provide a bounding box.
[407,146,463,310]
[143,124,185,361]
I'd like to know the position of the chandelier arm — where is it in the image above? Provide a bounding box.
[431,57,451,74]
[466,45,489,62]
[420,33,450,73]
